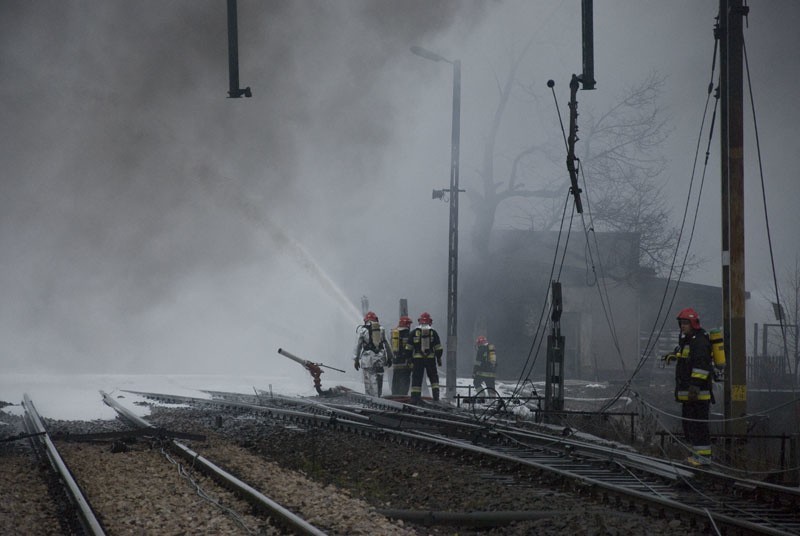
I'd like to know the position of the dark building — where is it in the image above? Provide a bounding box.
[461,229,732,384]
[461,229,641,383]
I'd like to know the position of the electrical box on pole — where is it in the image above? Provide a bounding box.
[545,281,565,413]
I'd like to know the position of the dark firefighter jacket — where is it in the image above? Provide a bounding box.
[390,327,413,368]
[408,326,443,361]
[675,328,714,403]
[473,344,497,378]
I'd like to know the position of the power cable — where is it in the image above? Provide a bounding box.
[599,47,722,413]
[633,25,722,376]
[161,446,258,534]
[576,160,627,374]
[603,98,717,413]
[743,37,795,384]
[514,192,574,394]
[633,392,800,476]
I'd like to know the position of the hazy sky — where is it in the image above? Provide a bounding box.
[2,1,797,375]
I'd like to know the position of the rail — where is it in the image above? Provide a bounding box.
[100,391,328,536]
[22,394,106,536]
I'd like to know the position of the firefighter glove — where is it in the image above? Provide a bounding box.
[436,356,442,367]
[687,384,700,402]
[386,358,392,368]
[353,358,360,371]
[662,353,677,365]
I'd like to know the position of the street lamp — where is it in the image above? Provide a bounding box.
[411,45,461,400]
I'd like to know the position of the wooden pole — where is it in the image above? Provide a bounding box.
[719,0,747,440]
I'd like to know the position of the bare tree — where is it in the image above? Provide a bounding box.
[469,37,541,260]
[461,54,688,366]
[577,73,681,276]
[467,64,684,277]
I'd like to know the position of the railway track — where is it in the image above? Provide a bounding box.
[21,394,105,535]
[18,394,286,535]
[129,388,800,535]
[326,393,800,533]
[99,390,327,536]
[9,386,800,534]
[7,392,416,535]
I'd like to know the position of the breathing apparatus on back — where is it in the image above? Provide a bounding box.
[361,311,383,351]
[708,327,726,379]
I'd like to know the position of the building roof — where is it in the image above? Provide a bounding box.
[489,229,641,285]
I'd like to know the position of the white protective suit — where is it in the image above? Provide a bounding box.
[354,322,393,397]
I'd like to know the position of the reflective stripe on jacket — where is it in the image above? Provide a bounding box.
[674,328,713,403]
[676,389,712,401]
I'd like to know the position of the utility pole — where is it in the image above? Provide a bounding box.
[445,59,461,400]
[410,46,462,399]
[581,0,596,90]
[226,0,251,98]
[719,0,748,439]
[562,0,596,214]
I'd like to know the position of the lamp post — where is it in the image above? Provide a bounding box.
[411,46,461,399]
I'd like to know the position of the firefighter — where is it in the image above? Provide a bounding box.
[353,311,393,397]
[390,316,413,396]
[472,336,497,397]
[408,312,443,404]
[663,307,714,466]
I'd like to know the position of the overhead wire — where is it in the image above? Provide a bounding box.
[743,38,793,380]
[623,15,797,439]
[742,36,799,434]
[472,82,581,424]
[512,191,574,395]
[535,32,723,411]
[575,160,627,374]
[504,80,579,403]
[606,16,798,469]
[504,70,635,415]
[637,32,721,377]
[552,75,628,374]
[634,392,800,476]
[600,93,717,413]
[598,30,722,413]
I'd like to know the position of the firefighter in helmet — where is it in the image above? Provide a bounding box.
[353,311,393,397]
[408,312,443,404]
[663,307,714,466]
[472,336,497,397]
[390,316,414,396]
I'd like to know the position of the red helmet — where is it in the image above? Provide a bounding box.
[676,307,701,330]
[476,336,488,346]
[418,312,432,325]
[398,316,412,328]
[364,311,378,323]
